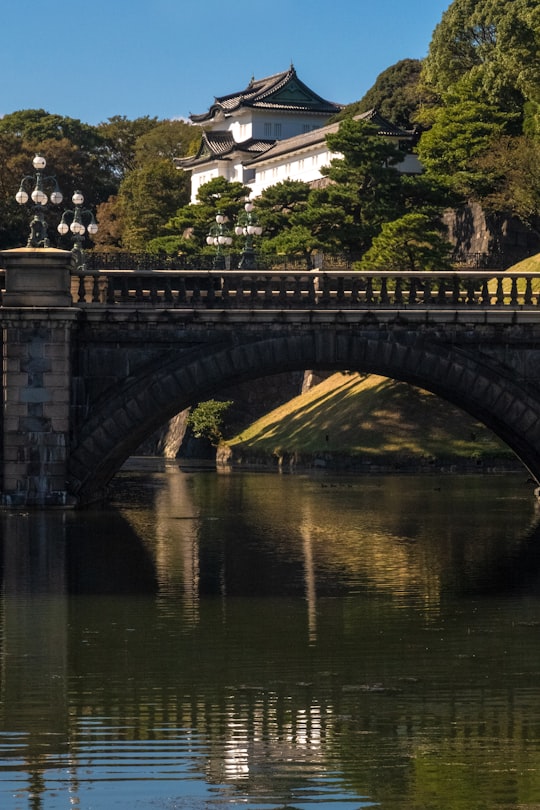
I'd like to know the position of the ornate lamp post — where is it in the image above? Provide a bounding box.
[206,211,232,270]
[15,154,63,247]
[235,200,263,270]
[57,191,98,270]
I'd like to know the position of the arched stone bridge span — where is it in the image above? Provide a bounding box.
[2,248,540,507]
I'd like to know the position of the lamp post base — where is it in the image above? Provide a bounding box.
[238,249,256,270]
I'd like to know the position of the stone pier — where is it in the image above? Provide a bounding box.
[1,248,78,507]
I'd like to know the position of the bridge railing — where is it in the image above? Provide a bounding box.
[83,251,512,273]
[69,269,540,310]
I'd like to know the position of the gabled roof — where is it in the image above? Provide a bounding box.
[174,109,417,173]
[175,130,275,169]
[190,65,343,123]
[245,110,416,166]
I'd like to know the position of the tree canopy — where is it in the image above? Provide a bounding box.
[359,213,453,272]
[334,59,425,130]
[421,0,539,122]
[416,0,540,234]
[2,0,539,258]
[0,108,201,251]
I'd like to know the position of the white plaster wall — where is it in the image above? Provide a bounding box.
[248,146,337,197]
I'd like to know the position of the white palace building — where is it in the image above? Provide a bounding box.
[175,65,422,203]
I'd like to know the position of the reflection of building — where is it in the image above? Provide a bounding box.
[176,65,421,203]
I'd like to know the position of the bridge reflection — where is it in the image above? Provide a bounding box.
[1,472,540,808]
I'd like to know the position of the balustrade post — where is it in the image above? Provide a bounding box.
[525,278,533,306]
[510,278,519,306]
[379,277,388,305]
[365,277,374,305]
[394,277,403,306]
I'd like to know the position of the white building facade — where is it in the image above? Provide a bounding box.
[176,66,421,203]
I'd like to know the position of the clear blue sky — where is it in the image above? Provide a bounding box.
[1,0,451,126]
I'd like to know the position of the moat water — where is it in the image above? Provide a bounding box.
[1,464,540,810]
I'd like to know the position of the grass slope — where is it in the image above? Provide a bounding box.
[489,252,540,297]
[508,253,540,273]
[227,373,510,462]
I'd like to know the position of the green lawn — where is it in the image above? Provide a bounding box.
[227,372,510,462]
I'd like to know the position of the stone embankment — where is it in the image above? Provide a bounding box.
[216,444,520,476]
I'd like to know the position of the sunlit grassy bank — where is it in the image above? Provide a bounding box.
[225,372,512,468]
[508,253,540,273]
[488,252,540,297]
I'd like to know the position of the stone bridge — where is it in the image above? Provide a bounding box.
[2,247,540,507]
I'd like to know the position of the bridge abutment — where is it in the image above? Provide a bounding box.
[1,249,78,508]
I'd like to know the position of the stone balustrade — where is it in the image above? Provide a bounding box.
[66,269,540,310]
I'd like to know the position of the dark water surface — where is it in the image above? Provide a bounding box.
[2,465,540,810]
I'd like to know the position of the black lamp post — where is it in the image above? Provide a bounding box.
[235,200,263,270]
[15,154,63,247]
[206,211,232,270]
[57,191,98,271]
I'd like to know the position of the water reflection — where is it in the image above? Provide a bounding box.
[1,468,540,809]
[119,466,540,608]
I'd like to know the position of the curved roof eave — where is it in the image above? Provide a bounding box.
[189,66,343,123]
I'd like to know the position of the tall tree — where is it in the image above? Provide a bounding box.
[0,109,103,151]
[333,59,425,129]
[420,0,539,130]
[0,110,118,249]
[418,0,539,217]
[151,177,250,255]
[119,159,190,252]
[97,115,160,178]
[295,117,420,254]
[255,180,311,241]
[416,78,519,198]
[97,119,200,251]
[359,213,453,271]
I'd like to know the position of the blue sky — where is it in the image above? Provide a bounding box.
[1,0,451,126]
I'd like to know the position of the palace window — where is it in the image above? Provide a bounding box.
[264,123,272,137]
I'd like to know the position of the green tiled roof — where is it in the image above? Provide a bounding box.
[245,110,416,166]
[191,66,342,123]
[174,131,275,169]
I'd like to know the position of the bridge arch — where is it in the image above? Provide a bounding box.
[68,328,540,503]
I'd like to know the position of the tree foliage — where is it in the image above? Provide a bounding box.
[255,180,311,240]
[97,115,160,178]
[421,0,539,113]
[417,0,540,233]
[474,135,540,235]
[0,112,116,250]
[118,159,190,251]
[161,177,250,254]
[0,109,103,151]
[187,400,233,446]
[416,82,519,197]
[0,108,200,251]
[99,118,199,251]
[312,118,406,253]
[334,59,425,129]
[359,213,453,272]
